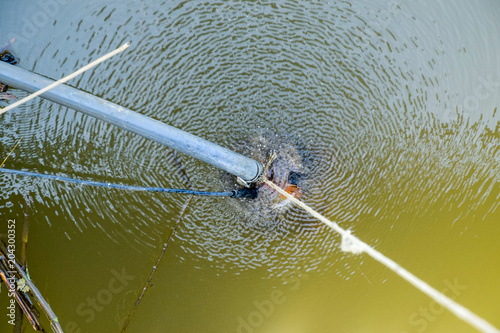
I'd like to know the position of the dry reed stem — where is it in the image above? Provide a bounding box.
[0,42,130,116]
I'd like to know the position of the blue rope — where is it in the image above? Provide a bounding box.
[0,167,235,197]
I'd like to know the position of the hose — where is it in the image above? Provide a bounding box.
[0,167,255,198]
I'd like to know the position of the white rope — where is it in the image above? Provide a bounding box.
[263,178,499,333]
[0,42,130,116]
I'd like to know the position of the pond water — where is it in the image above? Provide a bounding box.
[1,0,499,332]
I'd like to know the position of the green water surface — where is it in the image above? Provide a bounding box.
[1,0,499,332]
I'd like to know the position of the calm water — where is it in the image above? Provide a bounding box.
[1,0,499,332]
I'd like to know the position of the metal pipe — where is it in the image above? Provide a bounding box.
[0,62,263,183]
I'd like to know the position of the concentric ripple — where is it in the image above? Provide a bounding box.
[1,0,499,280]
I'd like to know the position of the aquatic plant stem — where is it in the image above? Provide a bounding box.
[14,193,31,333]
[262,177,499,333]
[0,38,15,53]
[0,42,130,116]
[12,257,64,333]
[0,243,44,331]
[0,137,22,168]
[120,195,193,332]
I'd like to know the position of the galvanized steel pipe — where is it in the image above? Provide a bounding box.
[0,62,263,183]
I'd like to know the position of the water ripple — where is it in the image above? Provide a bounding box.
[1,0,499,280]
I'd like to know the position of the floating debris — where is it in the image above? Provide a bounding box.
[0,47,19,101]
[0,50,19,65]
[16,278,30,293]
[0,92,17,100]
[0,81,17,100]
